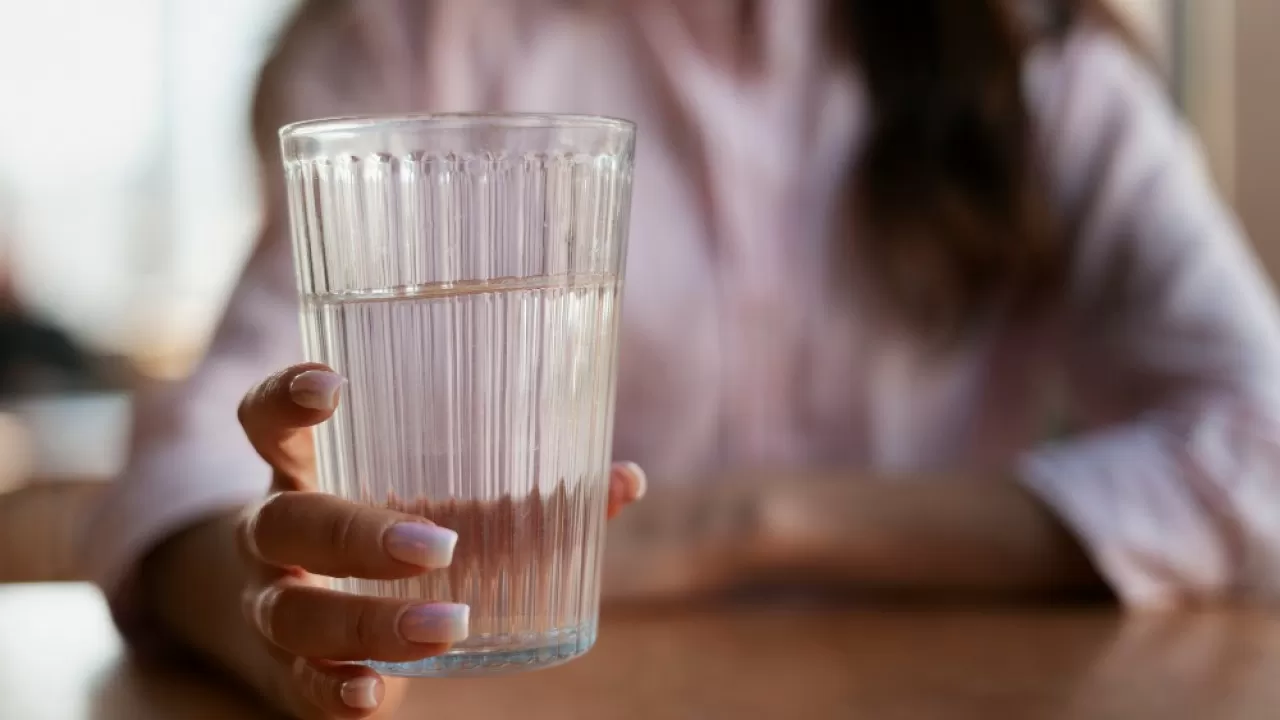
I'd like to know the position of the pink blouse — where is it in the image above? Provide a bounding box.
[83,0,1280,610]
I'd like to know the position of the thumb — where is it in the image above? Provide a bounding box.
[237,363,344,489]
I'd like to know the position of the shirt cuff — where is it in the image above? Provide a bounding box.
[1018,421,1231,607]
[80,449,268,649]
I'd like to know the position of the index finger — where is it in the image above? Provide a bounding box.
[238,362,344,489]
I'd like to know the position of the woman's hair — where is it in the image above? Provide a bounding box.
[260,0,1137,343]
[831,0,1134,342]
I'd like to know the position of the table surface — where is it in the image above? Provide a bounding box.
[4,584,1280,720]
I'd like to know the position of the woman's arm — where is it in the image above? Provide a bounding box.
[753,474,1103,597]
[141,510,273,679]
[606,26,1280,608]
[602,475,1102,603]
[760,29,1280,607]
[1008,26,1280,606]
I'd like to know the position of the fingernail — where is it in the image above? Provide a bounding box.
[400,603,469,644]
[290,369,345,410]
[340,677,381,710]
[620,461,647,500]
[385,522,457,568]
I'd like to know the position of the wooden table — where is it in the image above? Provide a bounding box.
[3,584,1280,719]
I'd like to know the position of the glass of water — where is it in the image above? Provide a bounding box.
[278,114,636,677]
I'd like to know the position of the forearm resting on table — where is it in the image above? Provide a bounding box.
[750,474,1106,599]
[604,474,1106,602]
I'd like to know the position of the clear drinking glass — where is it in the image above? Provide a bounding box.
[278,114,636,677]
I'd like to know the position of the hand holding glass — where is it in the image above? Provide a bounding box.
[279,114,636,676]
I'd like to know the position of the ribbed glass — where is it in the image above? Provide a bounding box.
[279,114,635,676]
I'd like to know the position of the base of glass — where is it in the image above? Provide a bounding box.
[366,623,597,677]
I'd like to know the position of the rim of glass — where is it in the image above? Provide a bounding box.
[280,112,636,140]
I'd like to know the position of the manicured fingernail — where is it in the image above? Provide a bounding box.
[340,677,381,710]
[400,603,469,644]
[289,369,345,410]
[619,461,647,500]
[385,522,457,568]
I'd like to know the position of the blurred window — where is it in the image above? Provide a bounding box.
[0,0,298,377]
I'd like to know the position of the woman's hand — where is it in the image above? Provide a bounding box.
[601,482,766,604]
[150,363,646,719]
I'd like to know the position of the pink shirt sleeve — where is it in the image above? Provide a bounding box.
[1019,30,1280,605]
[79,224,300,610]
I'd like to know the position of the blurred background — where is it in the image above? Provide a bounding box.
[0,0,1264,572]
[0,0,299,578]
[0,1,298,487]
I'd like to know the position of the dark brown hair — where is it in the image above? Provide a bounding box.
[258,0,1136,343]
[831,0,1132,342]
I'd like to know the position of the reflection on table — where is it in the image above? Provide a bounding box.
[2,584,1280,719]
